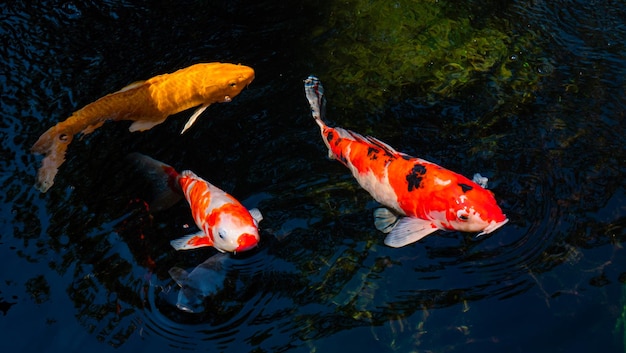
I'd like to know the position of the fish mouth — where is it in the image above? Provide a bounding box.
[235,233,259,253]
[477,218,509,237]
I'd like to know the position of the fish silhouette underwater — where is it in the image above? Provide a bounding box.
[304,76,508,247]
[31,62,255,192]
[168,253,230,313]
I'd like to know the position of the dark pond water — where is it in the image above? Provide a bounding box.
[2,1,626,352]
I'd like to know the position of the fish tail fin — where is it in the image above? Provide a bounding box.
[31,124,75,193]
[304,75,327,130]
[127,153,183,212]
[374,207,400,234]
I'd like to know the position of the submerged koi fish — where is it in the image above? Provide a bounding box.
[304,76,508,248]
[168,253,229,313]
[31,62,255,192]
[130,153,262,253]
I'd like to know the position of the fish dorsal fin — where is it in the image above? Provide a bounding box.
[180,103,210,134]
[116,80,146,93]
[365,135,400,155]
[384,217,439,248]
[248,208,263,225]
[168,267,189,287]
[332,123,402,157]
[333,126,363,141]
[373,207,399,233]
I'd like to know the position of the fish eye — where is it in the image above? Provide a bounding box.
[218,230,226,239]
[229,82,237,87]
[457,210,469,221]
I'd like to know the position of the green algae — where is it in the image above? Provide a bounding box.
[310,0,544,110]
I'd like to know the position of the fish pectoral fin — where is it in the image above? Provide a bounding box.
[168,267,189,287]
[181,103,210,134]
[373,207,399,233]
[472,173,489,188]
[170,231,213,250]
[248,208,263,225]
[384,217,439,248]
[129,118,166,132]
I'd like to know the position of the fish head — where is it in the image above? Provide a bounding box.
[441,180,508,235]
[198,63,255,102]
[169,254,228,313]
[175,268,227,313]
[175,285,204,313]
[210,204,261,253]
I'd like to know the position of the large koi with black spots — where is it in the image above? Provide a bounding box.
[304,76,508,247]
[129,153,262,253]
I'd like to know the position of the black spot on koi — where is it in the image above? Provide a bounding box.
[458,183,473,193]
[406,164,427,192]
[326,131,334,143]
[367,147,379,160]
[325,131,343,147]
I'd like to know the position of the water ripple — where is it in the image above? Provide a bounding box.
[2,0,625,351]
[134,246,304,350]
[513,0,626,66]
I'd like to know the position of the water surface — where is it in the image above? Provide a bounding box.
[1,1,625,352]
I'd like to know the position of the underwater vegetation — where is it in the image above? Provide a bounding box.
[310,0,547,110]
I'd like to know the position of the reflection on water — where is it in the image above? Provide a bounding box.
[1,0,626,352]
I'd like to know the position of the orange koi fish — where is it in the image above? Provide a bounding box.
[304,76,508,247]
[31,63,255,192]
[130,153,262,253]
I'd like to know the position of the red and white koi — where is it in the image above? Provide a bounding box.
[304,76,508,248]
[130,153,262,253]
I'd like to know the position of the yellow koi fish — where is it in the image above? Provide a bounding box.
[31,62,255,192]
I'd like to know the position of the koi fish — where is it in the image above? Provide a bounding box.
[31,62,255,193]
[129,153,262,253]
[304,76,508,248]
[168,253,229,313]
